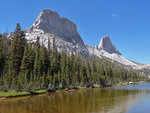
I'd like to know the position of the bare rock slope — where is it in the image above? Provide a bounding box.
[25,9,89,56]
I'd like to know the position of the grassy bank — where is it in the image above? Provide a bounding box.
[0,82,147,99]
[0,90,47,98]
[0,84,100,99]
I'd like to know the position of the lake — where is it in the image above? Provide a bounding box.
[0,83,150,113]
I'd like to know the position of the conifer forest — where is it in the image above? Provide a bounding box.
[0,24,145,92]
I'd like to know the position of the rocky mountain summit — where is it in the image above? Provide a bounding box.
[25,9,89,56]
[98,36,121,55]
[23,9,150,76]
[27,9,84,45]
[86,37,137,67]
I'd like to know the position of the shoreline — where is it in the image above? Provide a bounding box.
[0,86,103,100]
[0,81,146,100]
[0,88,90,100]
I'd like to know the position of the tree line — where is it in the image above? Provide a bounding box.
[0,24,146,92]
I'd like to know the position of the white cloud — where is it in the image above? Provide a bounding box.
[112,13,117,17]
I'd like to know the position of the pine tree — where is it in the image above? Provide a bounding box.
[20,40,30,79]
[9,23,25,76]
[48,37,51,53]
[76,53,81,84]
[86,61,91,83]
[46,69,52,88]
[47,38,51,70]
[28,43,35,73]
[66,56,71,85]
[0,36,5,77]
[15,23,21,32]
[91,60,97,83]
[72,61,77,85]
[38,43,49,76]
[80,64,87,85]
[33,36,40,76]
[51,37,59,75]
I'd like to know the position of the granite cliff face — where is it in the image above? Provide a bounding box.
[98,36,121,55]
[29,9,84,45]
[25,9,89,56]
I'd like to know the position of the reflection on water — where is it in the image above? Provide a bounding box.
[0,83,150,113]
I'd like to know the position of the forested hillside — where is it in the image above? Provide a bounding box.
[0,24,145,92]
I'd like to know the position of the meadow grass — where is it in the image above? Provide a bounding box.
[0,89,47,98]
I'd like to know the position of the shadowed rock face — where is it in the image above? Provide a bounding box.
[30,9,84,45]
[98,36,121,55]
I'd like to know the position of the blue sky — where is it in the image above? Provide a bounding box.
[0,0,150,64]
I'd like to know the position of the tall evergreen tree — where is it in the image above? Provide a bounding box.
[51,37,59,75]
[0,36,5,77]
[9,23,25,76]
[20,40,30,80]
[47,38,51,70]
[38,43,49,76]
[33,36,40,76]
[28,43,35,73]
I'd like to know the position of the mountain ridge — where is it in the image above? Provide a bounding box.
[22,9,150,76]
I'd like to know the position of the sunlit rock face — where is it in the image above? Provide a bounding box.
[98,35,121,55]
[29,9,84,45]
[25,9,89,57]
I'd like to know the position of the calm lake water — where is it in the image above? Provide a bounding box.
[0,83,150,113]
